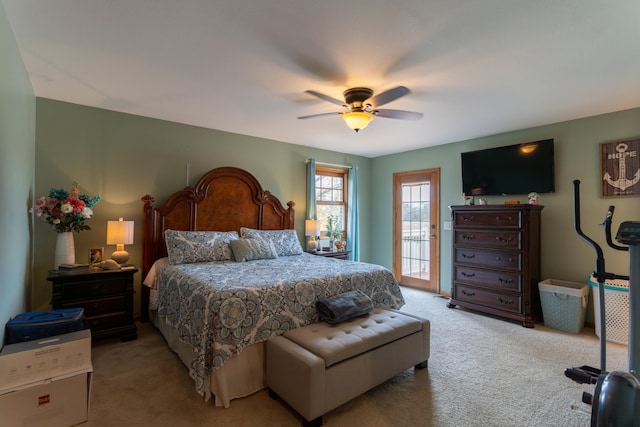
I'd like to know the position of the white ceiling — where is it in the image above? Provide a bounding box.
[3,0,639,158]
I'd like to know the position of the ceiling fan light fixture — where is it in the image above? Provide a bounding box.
[342,111,373,132]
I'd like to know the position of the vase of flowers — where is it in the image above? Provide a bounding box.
[326,215,343,251]
[32,182,101,268]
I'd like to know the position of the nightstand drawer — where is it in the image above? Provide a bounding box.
[61,277,131,299]
[86,312,131,332]
[58,295,128,317]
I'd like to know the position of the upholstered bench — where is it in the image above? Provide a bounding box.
[266,307,430,427]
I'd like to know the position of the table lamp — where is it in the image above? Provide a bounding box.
[106,217,134,265]
[305,219,319,252]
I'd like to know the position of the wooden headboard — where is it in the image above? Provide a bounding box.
[140,166,295,320]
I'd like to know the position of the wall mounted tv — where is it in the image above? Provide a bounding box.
[461,139,555,196]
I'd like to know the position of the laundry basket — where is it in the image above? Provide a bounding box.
[539,279,589,333]
[589,276,629,345]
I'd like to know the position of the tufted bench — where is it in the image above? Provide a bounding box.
[266,307,430,427]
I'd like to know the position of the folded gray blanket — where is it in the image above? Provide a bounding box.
[316,290,374,324]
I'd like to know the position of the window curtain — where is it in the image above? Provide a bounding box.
[347,165,359,261]
[306,158,316,220]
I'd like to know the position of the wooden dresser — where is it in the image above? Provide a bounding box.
[447,204,543,327]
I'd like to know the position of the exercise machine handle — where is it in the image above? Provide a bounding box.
[604,206,629,252]
[573,180,607,283]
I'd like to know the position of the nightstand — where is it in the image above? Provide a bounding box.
[310,250,352,260]
[47,267,138,341]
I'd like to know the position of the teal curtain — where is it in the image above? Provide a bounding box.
[347,165,359,261]
[306,158,316,220]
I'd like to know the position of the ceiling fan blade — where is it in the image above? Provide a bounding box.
[366,86,410,107]
[305,90,347,107]
[374,109,423,120]
[298,112,343,119]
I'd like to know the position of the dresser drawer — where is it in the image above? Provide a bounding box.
[454,265,521,292]
[454,210,521,228]
[453,284,522,314]
[454,247,521,270]
[60,277,131,299]
[454,230,521,249]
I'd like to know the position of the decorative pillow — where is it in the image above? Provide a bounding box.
[229,238,278,262]
[240,228,304,256]
[165,230,239,265]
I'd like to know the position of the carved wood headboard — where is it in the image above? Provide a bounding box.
[140,166,295,320]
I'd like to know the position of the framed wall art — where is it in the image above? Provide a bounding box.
[89,247,104,263]
[600,138,640,197]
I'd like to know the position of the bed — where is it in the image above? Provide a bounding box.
[140,166,405,407]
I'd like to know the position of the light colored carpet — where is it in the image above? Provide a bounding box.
[85,287,628,426]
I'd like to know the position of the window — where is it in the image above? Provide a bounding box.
[315,166,348,240]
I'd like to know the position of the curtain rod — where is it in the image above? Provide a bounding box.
[305,159,352,169]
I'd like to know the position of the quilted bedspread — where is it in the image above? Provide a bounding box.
[154,253,405,396]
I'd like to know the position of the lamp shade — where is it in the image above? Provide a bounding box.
[106,218,134,245]
[342,111,373,132]
[305,219,319,236]
[107,218,134,265]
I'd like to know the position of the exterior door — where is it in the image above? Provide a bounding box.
[393,169,440,292]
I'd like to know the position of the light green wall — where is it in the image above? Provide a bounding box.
[371,108,640,301]
[0,3,36,344]
[33,99,372,317]
[31,92,640,322]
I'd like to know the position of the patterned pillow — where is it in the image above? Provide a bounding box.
[239,228,303,256]
[165,230,239,264]
[229,238,278,262]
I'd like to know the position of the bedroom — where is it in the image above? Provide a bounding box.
[1,1,639,425]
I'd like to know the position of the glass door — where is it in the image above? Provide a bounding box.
[393,169,440,292]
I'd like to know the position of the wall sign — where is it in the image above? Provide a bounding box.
[601,138,640,197]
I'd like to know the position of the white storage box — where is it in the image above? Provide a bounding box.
[0,329,91,392]
[539,279,589,333]
[589,276,629,345]
[0,369,92,427]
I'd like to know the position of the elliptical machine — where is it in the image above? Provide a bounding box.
[565,179,640,426]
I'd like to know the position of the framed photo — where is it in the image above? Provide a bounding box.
[89,247,104,263]
[600,138,640,197]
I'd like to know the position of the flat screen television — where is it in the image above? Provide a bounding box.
[461,139,555,196]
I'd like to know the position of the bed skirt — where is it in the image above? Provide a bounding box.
[150,309,266,408]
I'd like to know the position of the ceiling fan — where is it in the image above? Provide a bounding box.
[298,86,423,132]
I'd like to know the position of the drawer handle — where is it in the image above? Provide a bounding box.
[461,234,476,241]
[497,277,513,284]
[497,297,515,305]
[495,236,514,243]
[462,253,475,259]
[461,216,475,222]
[495,256,501,261]
[461,290,475,297]
[495,216,514,221]
[461,272,475,278]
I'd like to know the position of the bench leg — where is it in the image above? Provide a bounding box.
[415,360,428,370]
[303,416,322,427]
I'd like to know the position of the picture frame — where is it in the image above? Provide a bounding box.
[89,247,104,263]
[600,138,640,197]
